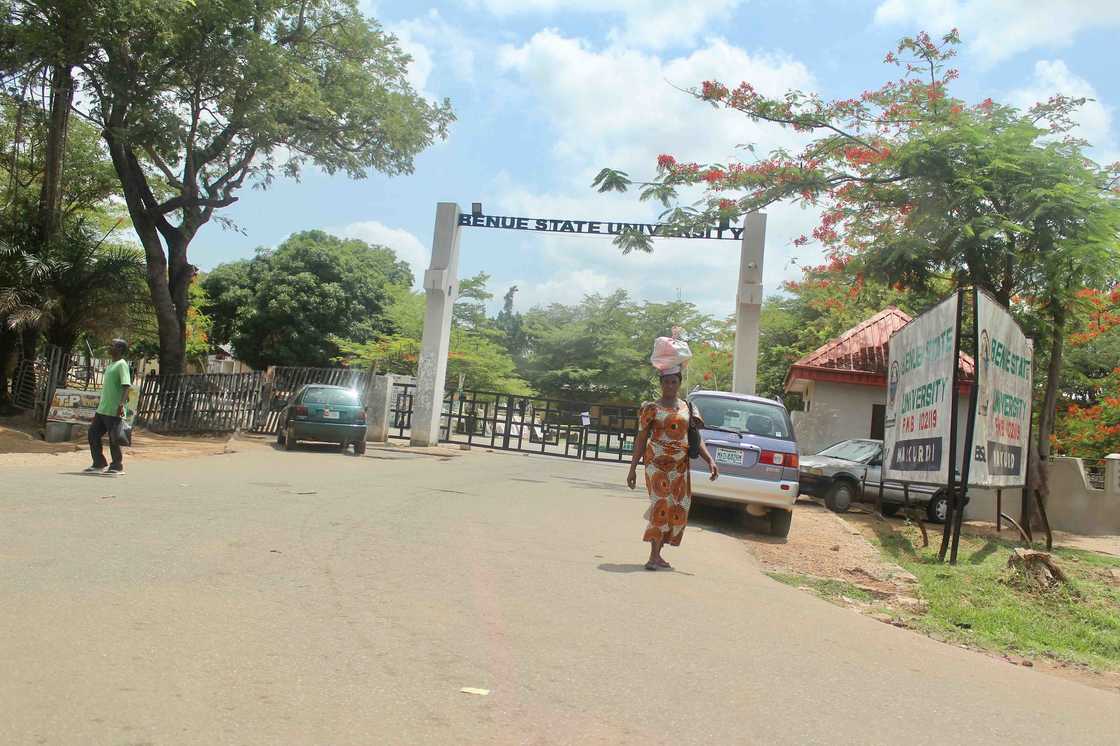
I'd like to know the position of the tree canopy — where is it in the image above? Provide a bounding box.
[202,230,412,369]
[1,0,454,374]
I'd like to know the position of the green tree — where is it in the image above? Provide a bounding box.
[203,230,412,369]
[494,285,528,364]
[0,92,132,405]
[453,272,493,331]
[4,0,454,375]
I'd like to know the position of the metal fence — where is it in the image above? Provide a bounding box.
[389,387,640,462]
[253,366,371,435]
[135,373,264,432]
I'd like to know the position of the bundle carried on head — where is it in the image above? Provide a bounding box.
[650,326,692,376]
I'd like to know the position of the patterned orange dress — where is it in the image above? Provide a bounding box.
[639,400,692,546]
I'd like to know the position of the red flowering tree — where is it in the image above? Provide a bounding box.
[594,30,1120,490]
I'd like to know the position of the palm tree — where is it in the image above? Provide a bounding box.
[0,220,144,405]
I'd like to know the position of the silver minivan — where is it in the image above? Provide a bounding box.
[688,391,800,537]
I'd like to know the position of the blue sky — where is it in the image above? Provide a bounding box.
[193,0,1120,318]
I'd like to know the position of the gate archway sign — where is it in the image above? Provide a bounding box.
[410,202,766,447]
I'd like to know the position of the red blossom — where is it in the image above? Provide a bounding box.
[657,154,676,169]
[703,168,725,184]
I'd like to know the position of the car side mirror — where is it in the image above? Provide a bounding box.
[869,459,882,467]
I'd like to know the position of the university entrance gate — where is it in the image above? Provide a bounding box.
[407,202,768,451]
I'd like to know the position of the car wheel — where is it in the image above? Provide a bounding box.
[769,508,793,538]
[926,492,949,523]
[284,424,297,451]
[825,481,855,513]
[354,439,366,455]
[880,503,901,517]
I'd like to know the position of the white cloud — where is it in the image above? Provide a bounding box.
[1007,59,1117,163]
[474,0,743,50]
[489,32,823,314]
[390,9,477,88]
[497,31,813,177]
[874,0,1120,65]
[394,32,433,96]
[333,220,429,288]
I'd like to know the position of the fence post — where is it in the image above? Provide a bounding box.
[366,374,395,443]
[257,367,274,429]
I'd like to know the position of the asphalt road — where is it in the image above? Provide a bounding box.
[1,444,1118,745]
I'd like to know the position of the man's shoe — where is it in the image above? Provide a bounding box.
[104,466,125,476]
[82,465,104,473]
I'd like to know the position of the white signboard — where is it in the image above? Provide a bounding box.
[884,293,960,484]
[48,388,102,425]
[968,289,1033,487]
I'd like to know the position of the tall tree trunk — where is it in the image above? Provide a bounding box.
[1033,303,1066,524]
[104,135,188,374]
[37,63,74,244]
[167,233,195,372]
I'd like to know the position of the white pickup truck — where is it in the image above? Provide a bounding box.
[797,438,953,523]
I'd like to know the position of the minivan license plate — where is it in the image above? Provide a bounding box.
[715,448,744,466]
[323,410,340,420]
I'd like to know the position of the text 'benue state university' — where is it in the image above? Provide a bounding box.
[457,214,746,240]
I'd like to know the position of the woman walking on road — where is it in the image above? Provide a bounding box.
[627,359,718,571]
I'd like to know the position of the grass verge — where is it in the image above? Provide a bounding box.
[868,523,1120,671]
[767,571,880,604]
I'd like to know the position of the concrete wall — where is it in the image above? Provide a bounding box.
[954,458,1120,533]
[1040,457,1120,535]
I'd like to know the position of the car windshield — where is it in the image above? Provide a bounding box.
[818,440,881,463]
[301,388,360,406]
[690,395,793,440]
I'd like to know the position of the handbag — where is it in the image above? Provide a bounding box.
[686,400,701,459]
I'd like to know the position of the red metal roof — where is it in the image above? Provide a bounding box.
[784,306,974,391]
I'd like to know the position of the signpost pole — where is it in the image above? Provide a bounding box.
[949,288,981,564]
[1020,400,1037,545]
[938,289,966,562]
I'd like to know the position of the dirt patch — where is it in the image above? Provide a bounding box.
[735,499,920,600]
[0,421,270,471]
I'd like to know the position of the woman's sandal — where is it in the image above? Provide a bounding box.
[656,559,672,569]
[644,561,659,571]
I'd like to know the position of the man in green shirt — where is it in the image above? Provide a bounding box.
[86,339,132,475]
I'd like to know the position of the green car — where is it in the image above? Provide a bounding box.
[277,384,368,455]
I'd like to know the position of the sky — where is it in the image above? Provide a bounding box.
[192,0,1120,319]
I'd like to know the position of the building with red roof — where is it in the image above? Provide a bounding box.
[784,307,974,455]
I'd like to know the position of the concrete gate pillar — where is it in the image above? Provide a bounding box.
[411,203,462,447]
[731,212,766,395]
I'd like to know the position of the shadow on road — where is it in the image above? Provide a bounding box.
[597,562,695,576]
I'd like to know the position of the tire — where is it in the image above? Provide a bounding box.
[283,424,297,451]
[926,492,949,523]
[825,481,855,513]
[880,503,901,517]
[354,439,366,455]
[769,508,793,538]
